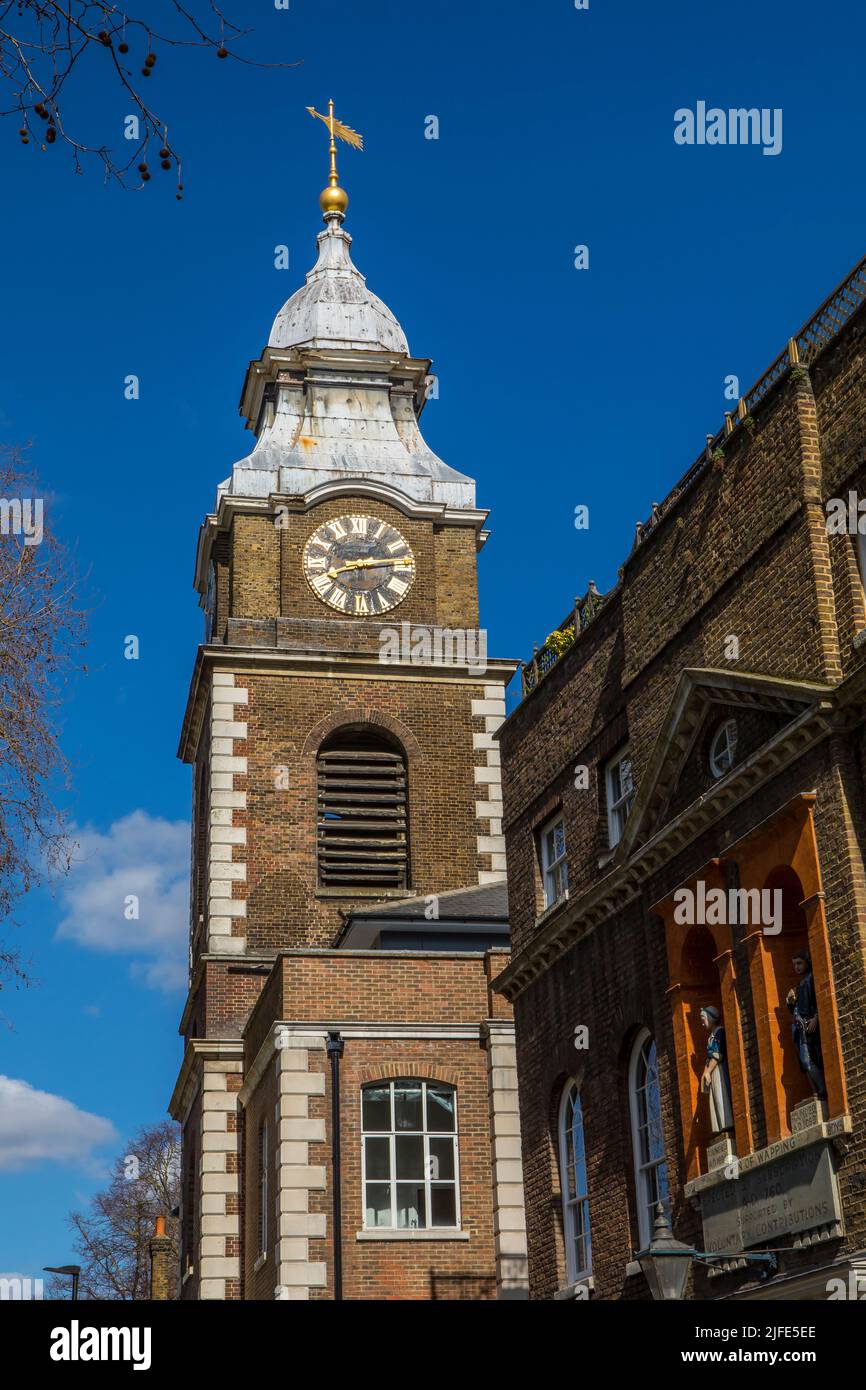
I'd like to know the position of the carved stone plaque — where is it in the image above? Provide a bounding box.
[698,1140,842,1253]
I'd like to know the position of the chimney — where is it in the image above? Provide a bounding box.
[149,1215,174,1301]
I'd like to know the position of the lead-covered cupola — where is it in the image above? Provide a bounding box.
[268,220,409,355]
[220,115,475,512]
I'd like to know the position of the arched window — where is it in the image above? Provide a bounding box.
[361,1080,459,1230]
[628,1031,670,1247]
[558,1082,592,1282]
[317,727,408,890]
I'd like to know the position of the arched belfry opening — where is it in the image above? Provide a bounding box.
[316,726,409,890]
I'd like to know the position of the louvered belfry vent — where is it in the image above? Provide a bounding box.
[317,728,409,890]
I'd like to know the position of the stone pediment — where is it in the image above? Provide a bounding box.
[615,669,834,862]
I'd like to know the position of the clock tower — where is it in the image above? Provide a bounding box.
[169,131,527,1301]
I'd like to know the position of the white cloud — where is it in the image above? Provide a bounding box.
[56,810,189,992]
[0,1076,116,1172]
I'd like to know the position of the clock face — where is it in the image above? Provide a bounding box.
[302,514,416,616]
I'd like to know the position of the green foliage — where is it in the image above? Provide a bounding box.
[544,627,575,658]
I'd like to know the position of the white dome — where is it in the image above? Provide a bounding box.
[268,223,409,354]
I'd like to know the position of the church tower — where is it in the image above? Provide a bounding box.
[170,111,527,1301]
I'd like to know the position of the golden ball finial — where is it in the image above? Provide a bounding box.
[320,183,349,218]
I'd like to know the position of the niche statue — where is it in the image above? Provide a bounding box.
[786,950,826,1098]
[700,1006,734,1134]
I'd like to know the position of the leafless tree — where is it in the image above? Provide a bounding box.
[47,1120,181,1300]
[1,2,298,189]
[0,445,85,993]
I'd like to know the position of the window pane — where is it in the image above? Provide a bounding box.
[429,1135,455,1181]
[652,1160,671,1212]
[396,1183,426,1229]
[394,1084,423,1131]
[365,1136,390,1181]
[647,1105,664,1161]
[609,762,622,802]
[564,1126,576,1198]
[426,1085,455,1132]
[619,755,634,798]
[644,1043,665,1161]
[576,1200,592,1275]
[572,1101,586,1164]
[395,1134,424,1179]
[430,1185,457,1227]
[543,820,565,864]
[365,1184,391,1228]
[362,1086,391,1132]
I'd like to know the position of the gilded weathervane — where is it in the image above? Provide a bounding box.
[306,99,364,219]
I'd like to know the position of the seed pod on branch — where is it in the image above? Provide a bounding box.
[1,2,299,188]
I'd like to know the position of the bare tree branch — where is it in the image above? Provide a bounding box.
[1,2,299,189]
[0,445,86,992]
[47,1121,181,1300]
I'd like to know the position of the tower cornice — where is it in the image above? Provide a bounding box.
[177,644,518,764]
[238,345,435,434]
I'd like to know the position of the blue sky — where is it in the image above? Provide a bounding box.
[1,0,865,1285]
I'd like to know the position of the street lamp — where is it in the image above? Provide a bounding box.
[636,1203,694,1301]
[44,1265,81,1300]
[636,1203,778,1300]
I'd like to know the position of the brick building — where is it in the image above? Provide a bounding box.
[495,255,866,1300]
[168,155,528,1300]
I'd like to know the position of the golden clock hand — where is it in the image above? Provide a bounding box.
[326,556,412,579]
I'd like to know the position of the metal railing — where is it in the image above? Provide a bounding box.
[631,252,866,551]
[521,581,608,695]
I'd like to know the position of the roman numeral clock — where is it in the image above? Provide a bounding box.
[302,514,417,616]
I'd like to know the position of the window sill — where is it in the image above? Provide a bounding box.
[253,1251,267,1272]
[356,1228,469,1242]
[534,891,570,931]
[625,1260,643,1278]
